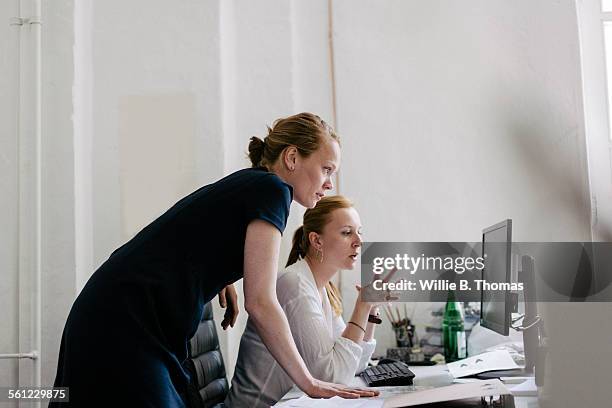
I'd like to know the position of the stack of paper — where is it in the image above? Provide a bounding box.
[276,395,383,408]
[446,350,520,378]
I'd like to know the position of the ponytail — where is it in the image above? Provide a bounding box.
[286,226,305,267]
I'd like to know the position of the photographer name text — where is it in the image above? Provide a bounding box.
[372,279,523,292]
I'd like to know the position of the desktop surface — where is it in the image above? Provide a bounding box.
[276,364,539,407]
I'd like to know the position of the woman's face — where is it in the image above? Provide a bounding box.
[318,207,363,271]
[292,139,341,208]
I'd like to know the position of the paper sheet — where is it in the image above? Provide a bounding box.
[383,379,510,408]
[275,396,384,408]
[446,350,520,378]
[509,377,538,396]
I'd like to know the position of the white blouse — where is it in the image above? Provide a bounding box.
[225,258,376,408]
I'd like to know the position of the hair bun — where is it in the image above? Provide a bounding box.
[248,136,266,167]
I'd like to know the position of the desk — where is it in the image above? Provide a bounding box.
[277,365,539,407]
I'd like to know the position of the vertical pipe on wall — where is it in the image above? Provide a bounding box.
[7,0,22,397]
[33,0,42,397]
[17,0,42,403]
[17,0,30,391]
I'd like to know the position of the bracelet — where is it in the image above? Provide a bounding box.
[368,314,382,324]
[348,321,366,333]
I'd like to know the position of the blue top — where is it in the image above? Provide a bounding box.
[51,168,293,407]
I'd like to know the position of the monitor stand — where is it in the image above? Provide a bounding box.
[477,256,541,382]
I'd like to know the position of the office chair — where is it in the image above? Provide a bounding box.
[185,302,228,408]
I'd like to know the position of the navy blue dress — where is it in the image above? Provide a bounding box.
[51,168,292,407]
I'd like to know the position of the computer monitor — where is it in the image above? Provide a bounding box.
[478,219,542,381]
[480,219,512,336]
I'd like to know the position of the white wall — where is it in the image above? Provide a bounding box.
[41,0,77,392]
[81,0,229,377]
[1,1,78,402]
[0,0,21,393]
[87,0,225,264]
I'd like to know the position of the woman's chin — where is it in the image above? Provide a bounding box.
[296,196,317,208]
[344,259,357,270]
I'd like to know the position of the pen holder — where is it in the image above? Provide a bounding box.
[387,346,426,363]
[393,325,411,348]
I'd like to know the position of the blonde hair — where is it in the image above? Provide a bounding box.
[287,195,354,317]
[247,112,339,169]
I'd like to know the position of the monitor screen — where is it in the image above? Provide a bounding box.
[480,219,512,336]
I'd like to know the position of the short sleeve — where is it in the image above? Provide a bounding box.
[244,174,293,234]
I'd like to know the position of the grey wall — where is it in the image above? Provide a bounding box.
[334,0,592,353]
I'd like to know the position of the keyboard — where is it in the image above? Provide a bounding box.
[359,361,415,387]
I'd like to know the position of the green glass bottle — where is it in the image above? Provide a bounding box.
[443,291,466,362]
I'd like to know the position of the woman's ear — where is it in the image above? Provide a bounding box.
[283,146,298,171]
[308,231,322,250]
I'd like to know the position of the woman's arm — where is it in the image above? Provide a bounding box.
[342,286,383,343]
[363,307,378,342]
[342,300,370,343]
[342,291,379,372]
[243,220,378,399]
[280,288,363,384]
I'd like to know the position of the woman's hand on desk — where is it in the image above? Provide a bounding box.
[218,283,239,330]
[305,378,379,399]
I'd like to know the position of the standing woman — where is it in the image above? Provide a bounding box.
[50,113,377,407]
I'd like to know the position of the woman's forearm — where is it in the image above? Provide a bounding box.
[363,322,376,342]
[342,301,370,343]
[247,299,315,393]
[243,220,315,394]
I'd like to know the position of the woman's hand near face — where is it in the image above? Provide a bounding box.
[355,283,399,309]
[348,268,400,343]
[355,284,383,309]
[357,266,400,308]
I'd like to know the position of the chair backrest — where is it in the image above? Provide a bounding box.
[186,302,228,408]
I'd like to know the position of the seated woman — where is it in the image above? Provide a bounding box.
[226,196,381,407]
